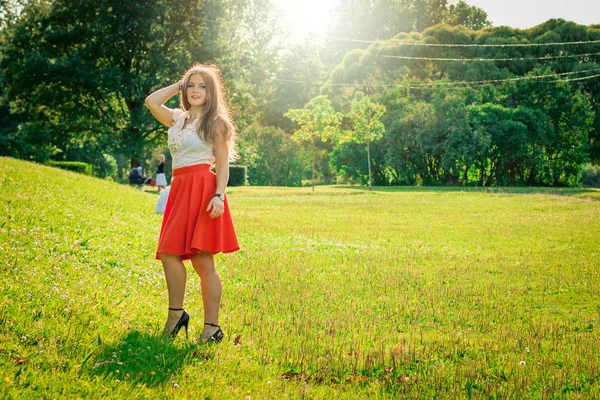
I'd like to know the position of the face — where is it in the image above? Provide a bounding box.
[186,74,207,107]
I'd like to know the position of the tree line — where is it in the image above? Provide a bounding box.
[1,0,598,187]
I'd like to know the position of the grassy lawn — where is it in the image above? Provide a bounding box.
[1,156,599,399]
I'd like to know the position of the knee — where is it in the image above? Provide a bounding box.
[191,253,216,276]
[159,253,180,263]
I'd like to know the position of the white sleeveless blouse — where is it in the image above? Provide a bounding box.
[168,109,215,169]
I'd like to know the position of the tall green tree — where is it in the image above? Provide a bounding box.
[1,0,207,168]
[284,96,343,190]
[0,0,280,175]
[346,95,386,190]
[265,41,329,131]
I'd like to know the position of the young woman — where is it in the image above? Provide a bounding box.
[155,154,167,194]
[145,63,240,343]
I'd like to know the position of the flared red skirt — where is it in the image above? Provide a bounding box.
[155,163,239,260]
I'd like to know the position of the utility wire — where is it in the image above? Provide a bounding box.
[330,37,600,48]
[381,52,600,62]
[274,67,600,89]
[560,73,600,82]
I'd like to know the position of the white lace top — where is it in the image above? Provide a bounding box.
[168,109,215,169]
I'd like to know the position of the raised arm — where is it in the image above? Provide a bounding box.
[145,82,180,127]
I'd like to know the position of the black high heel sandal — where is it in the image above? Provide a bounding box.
[166,308,189,339]
[204,322,224,343]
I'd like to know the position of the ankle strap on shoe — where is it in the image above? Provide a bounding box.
[204,322,220,327]
[169,307,184,311]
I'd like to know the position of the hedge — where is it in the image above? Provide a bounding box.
[581,164,600,188]
[229,165,246,186]
[48,161,93,176]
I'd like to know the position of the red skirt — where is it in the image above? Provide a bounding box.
[156,163,239,260]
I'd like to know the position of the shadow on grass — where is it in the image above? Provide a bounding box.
[82,330,214,387]
[334,185,600,199]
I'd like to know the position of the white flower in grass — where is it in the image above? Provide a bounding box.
[519,360,526,366]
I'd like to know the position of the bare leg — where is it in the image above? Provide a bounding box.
[158,253,187,334]
[191,251,222,340]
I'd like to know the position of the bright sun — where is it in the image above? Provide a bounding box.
[274,0,337,43]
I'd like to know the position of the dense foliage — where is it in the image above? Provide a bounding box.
[323,22,600,186]
[1,0,598,187]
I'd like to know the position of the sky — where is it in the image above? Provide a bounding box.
[449,0,600,29]
[274,0,600,43]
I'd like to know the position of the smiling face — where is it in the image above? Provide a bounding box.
[185,74,207,108]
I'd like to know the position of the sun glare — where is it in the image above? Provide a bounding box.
[275,0,337,43]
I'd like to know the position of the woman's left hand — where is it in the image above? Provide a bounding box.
[206,197,225,219]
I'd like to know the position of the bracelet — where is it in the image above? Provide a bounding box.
[178,81,182,92]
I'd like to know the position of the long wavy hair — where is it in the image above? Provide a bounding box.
[180,63,238,161]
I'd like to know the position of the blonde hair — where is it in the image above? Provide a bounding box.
[180,63,238,161]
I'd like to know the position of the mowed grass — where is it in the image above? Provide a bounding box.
[1,156,599,399]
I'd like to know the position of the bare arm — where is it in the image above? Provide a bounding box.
[213,124,230,196]
[145,82,180,127]
[206,121,231,219]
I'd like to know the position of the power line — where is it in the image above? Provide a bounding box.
[381,52,600,62]
[407,67,600,86]
[274,67,600,89]
[563,73,600,82]
[330,37,600,48]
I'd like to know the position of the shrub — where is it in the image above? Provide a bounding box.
[229,165,247,186]
[48,161,93,176]
[581,164,600,187]
[239,124,305,186]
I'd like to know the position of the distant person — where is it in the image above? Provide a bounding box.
[145,63,239,344]
[155,154,167,194]
[128,164,150,189]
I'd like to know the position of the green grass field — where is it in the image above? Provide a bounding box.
[1,156,599,399]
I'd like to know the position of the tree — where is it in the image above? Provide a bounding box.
[284,96,343,191]
[346,95,386,190]
[1,0,207,169]
[446,1,491,31]
[264,41,329,131]
[0,0,280,176]
[239,124,306,186]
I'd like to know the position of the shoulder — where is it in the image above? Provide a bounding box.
[170,108,189,129]
[172,108,187,121]
[212,117,232,139]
